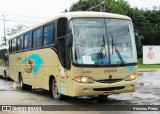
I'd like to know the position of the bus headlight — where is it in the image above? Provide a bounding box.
[73,76,94,83]
[125,74,137,81]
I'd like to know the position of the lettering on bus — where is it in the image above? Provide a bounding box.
[83,71,92,74]
[104,69,117,73]
[17,57,22,61]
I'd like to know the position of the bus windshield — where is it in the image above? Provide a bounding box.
[71,18,137,65]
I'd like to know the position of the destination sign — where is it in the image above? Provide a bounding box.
[73,19,103,26]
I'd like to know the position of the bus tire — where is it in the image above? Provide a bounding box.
[51,79,65,100]
[19,75,32,90]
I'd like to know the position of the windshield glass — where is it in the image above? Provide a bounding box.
[71,18,137,65]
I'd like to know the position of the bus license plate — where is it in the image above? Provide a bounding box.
[104,92,113,95]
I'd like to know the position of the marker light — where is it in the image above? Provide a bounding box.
[73,76,94,83]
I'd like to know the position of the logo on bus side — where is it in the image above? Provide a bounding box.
[20,54,43,75]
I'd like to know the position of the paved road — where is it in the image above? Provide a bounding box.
[0,71,160,114]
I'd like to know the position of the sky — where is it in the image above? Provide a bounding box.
[0,0,160,45]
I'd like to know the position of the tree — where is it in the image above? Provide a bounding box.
[7,25,28,36]
[0,25,28,46]
[70,0,160,58]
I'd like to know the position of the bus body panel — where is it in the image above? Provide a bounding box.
[69,65,137,96]
[9,48,61,90]
[0,46,9,78]
[72,79,136,96]
[8,12,137,98]
[81,66,137,80]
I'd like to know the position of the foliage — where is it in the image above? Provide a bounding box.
[70,0,160,58]
[138,58,160,69]
[7,25,28,36]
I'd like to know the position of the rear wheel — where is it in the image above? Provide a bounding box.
[19,74,32,90]
[51,79,65,100]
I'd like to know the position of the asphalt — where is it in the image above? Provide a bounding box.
[0,70,160,114]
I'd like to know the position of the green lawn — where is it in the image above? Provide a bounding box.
[138,58,160,69]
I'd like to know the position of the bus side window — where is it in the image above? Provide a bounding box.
[43,22,55,47]
[33,30,38,49]
[11,40,13,52]
[12,38,16,52]
[51,22,56,45]
[33,28,42,49]
[9,40,12,52]
[57,18,69,68]
[24,32,32,50]
[17,36,23,51]
[37,28,42,48]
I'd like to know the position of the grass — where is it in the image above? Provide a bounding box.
[138,58,160,69]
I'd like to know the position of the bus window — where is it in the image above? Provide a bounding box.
[33,28,42,49]
[44,22,55,47]
[37,28,42,47]
[57,18,68,68]
[24,32,32,50]
[57,18,68,37]
[17,36,23,51]
[11,39,14,52]
[12,38,16,52]
[9,40,12,52]
[33,30,37,49]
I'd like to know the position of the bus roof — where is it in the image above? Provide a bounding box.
[9,11,131,40]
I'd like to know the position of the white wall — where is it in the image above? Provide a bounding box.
[143,46,160,64]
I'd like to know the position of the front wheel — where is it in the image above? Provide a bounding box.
[51,79,65,100]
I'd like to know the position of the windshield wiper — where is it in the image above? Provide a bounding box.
[98,35,106,57]
[111,35,125,65]
[97,35,108,64]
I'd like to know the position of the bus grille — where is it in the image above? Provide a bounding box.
[96,79,123,83]
[93,86,125,91]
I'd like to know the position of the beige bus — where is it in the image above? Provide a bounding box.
[8,12,137,100]
[0,45,9,80]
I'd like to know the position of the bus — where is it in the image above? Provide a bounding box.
[0,45,9,80]
[8,11,137,100]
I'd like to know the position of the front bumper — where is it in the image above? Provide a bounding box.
[71,80,137,96]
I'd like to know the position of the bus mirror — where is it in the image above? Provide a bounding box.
[135,34,141,50]
[134,29,141,50]
[67,34,73,47]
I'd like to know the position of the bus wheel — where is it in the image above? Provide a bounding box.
[19,75,32,90]
[51,79,65,100]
